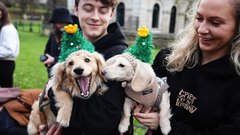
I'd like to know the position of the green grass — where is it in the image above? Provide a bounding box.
[14,31,48,89]
[14,20,43,33]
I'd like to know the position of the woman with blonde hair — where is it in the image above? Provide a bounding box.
[134,0,240,134]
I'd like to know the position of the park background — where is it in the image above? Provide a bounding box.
[4,0,198,89]
[2,0,197,134]
[3,0,164,89]
[4,0,154,134]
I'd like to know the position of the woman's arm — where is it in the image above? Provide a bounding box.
[0,24,19,59]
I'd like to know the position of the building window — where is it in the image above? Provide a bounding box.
[152,4,160,28]
[169,6,176,33]
[116,3,125,26]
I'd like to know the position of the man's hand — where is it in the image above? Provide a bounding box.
[39,124,63,135]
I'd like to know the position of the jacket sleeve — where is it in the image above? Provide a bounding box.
[44,34,53,55]
[0,25,19,59]
[44,34,58,68]
[152,48,170,78]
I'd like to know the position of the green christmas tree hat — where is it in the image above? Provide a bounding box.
[58,24,95,62]
[124,25,154,63]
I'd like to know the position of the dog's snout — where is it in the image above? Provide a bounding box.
[74,68,84,75]
[101,70,106,75]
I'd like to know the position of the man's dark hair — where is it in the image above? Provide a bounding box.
[75,0,120,11]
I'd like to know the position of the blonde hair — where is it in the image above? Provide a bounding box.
[230,0,240,75]
[231,36,240,75]
[166,0,240,75]
[166,6,199,72]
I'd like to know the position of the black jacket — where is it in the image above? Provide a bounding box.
[151,48,240,135]
[48,22,130,135]
[44,33,60,77]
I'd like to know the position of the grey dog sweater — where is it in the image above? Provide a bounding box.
[124,77,169,108]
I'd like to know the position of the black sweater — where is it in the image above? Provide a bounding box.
[44,33,60,77]
[151,48,240,135]
[48,22,129,135]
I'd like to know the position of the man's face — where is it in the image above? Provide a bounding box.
[76,0,114,42]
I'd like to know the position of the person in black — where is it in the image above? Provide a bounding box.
[134,0,240,135]
[41,0,133,135]
[42,7,73,78]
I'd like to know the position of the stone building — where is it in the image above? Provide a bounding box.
[67,0,198,48]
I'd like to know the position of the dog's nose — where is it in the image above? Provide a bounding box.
[74,68,84,75]
[101,70,106,75]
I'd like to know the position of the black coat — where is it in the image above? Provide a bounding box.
[44,33,60,77]
[48,22,131,135]
[151,48,240,135]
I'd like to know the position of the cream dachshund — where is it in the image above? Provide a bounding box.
[102,53,172,135]
[27,50,108,135]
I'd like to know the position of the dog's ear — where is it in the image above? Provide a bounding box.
[131,61,155,92]
[93,52,106,75]
[51,62,66,88]
[105,55,119,65]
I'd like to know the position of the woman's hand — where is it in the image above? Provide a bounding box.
[133,104,160,130]
[43,54,54,67]
[39,124,63,135]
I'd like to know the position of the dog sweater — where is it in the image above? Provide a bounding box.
[124,77,169,108]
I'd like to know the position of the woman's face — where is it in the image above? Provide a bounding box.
[194,0,237,60]
[54,22,68,31]
[75,0,114,43]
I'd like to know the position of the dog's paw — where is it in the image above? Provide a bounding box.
[56,115,70,127]
[118,124,129,133]
[118,119,130,133]
[160,124,171,135]
[121,82,127,87]
[27,122,39,135]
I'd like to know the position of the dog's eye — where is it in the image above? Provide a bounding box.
[119,64,125,67]
[84,58,90,63]
[69,61,74,66]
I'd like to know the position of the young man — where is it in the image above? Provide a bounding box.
[45,0,131,135]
